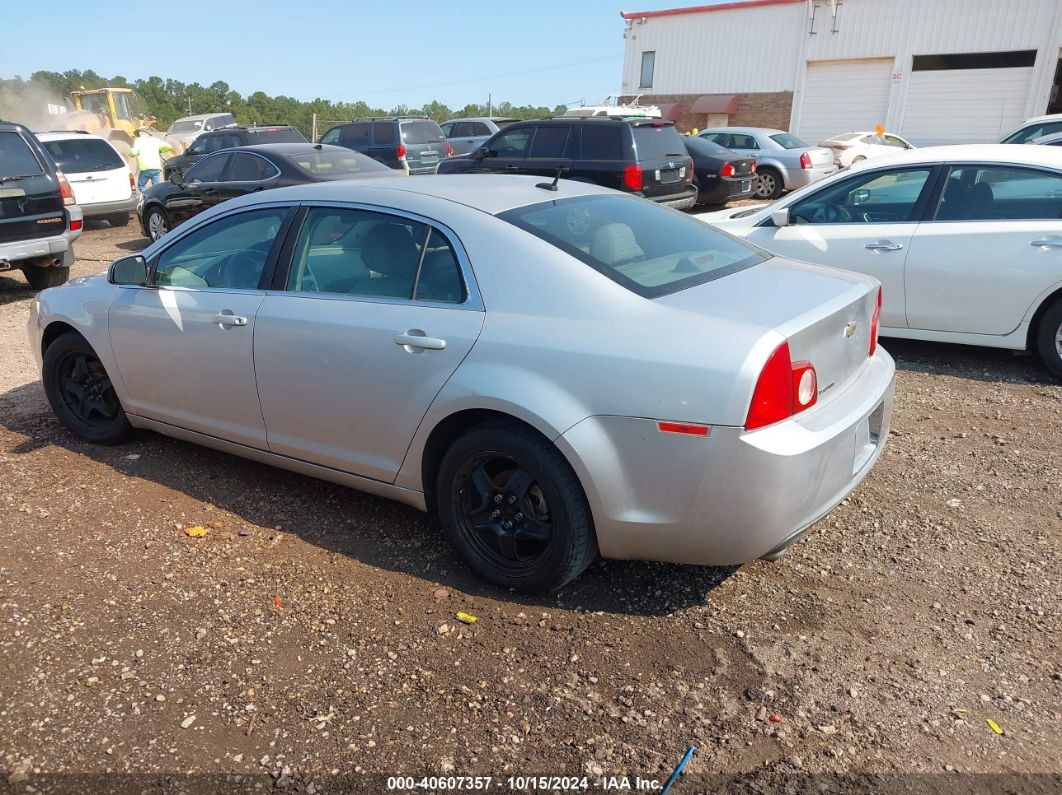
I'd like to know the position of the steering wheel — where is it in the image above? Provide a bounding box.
[218,251,263,289]
[810,203,853,224]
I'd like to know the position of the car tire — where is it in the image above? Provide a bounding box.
[1035,298,1062,380]
[42,332,133,445]
[754,167,783,200]
[145,207,170,242]
[107,213,131,227]
[22,264,70,290]
[436,422,597,593]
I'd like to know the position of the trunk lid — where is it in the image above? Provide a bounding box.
[657,256,878,415]
[401,120,449,171]
[631,123,693,197]
[0,129,64,245]
[806,147,835,169]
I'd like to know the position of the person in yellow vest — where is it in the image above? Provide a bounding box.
[128,128,173,191]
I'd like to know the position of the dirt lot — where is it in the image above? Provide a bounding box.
[1,222,1060,793]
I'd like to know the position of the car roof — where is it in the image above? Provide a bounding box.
[172,113,229,122]
[234,143,353,156]
[228,173,617,215]
[703,127,786,136]
[848,143,1062,171]
[36,130,109,142]
[444,117,519,124]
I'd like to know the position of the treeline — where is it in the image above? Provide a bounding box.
[1,70,567,137]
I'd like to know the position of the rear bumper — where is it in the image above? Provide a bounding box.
[787,166,837,190]
[697,176,756,205]
[0,207,81,268]
[647,186,698,210]
[81,196,137,219]
[557,350,895,565]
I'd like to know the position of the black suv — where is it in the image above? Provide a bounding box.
[0,120,81,289]
[163,125,307,178]
[436,117,697,209]
[320,117,451,175]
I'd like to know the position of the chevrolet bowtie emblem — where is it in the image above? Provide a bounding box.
[844,321,858,338]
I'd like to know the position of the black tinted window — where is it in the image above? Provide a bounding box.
[579,125,624,160]
[340,123,371,146]
[43,138,123,173]
[185,153,230,182]
[631,124,686,160]
[373,122,397,145]
[401,120,446,145]
[228,153,276,181]
[499,194,762,298]
[0,131,44,178]
[529,127,572,158]
[415,229,465,303]
[489,128,532,158]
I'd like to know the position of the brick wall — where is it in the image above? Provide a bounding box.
[622,92,794,133]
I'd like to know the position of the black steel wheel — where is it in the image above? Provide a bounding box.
[436,423,596,592]
[42,333,132,445]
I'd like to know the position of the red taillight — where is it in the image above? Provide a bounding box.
[623,164,643,191]
[745,341,818,431]
[69,218,83,232]
[446,142,453,157]
[397,144,407,159]
[720,162,736,178]
[869,286,882,357]
[799,151,812,169]
[657,421,710,437]
[129,173,135,192]
[57,170,75,206]
[750,161,758,174]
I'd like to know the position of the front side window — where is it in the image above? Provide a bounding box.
[154,208,289,289]
[489,128,532,158]
[639,51,655,89]
[320,127,341,144]
[498,194,763,298]
[934,166,1062,221]
[228,153,277,182]
[184,153,230,183]
[440,122,454,136]
[528,126,572,158]
[791,167,932,224]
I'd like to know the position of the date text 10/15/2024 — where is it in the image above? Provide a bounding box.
[386,776,665,791]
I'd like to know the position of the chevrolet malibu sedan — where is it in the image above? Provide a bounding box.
[700,145,1062,379]
[30,176,894,592]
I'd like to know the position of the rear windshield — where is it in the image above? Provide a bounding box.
[401,120,445,145]
[498,194,764,298]
[44,138,123,173]
[769,132,808,149]
[684,136,730,157]
[249,128,307,144]
[631,124,687,161]
[0,131,44,178]
[287,149,391,178]
[168,120,204,133]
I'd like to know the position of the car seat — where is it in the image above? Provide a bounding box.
[590,223,644,266]
[359,222,421,298]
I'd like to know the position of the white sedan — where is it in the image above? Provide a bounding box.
[701,145,1062,379]
[819,131,915,168]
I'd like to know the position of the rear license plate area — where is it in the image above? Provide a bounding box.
[656,167,684,183]
[741,180,751,192]
[852,400,885,475]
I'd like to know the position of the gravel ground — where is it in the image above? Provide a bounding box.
[1,221,1060,793]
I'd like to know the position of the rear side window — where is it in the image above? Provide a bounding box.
[44,138,123,173]
[498,194,763,298]
[769,132,808,149]
[0,131,44,178]
[934,166,1062,221]
[373,122,397,145]
[728,133,760,149]
[340,123,371,146]
[228,153,278,181]
[579,125,624,160]
[251,128,307,144]
[529,127,572,158]
[401,120,446,144]
[631,124,687,161]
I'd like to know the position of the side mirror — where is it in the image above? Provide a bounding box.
[169,171,183,186]
[770,208,792,227]
[473,146,490,160]
[108,255,148,286]
[849,188,871,205]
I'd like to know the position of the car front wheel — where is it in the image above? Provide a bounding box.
[1035,298,1062,380]
[43,333,133,445]
[753,167,783,200]
[436,423,597,592]
[145,207,170,242]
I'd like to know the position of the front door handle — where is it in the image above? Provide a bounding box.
[1030,238,1062,249]
[394,330,446,351]
[864,241,904,252]
[213,312,247,327]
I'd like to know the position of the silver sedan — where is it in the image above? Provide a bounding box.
[29,176,894,592]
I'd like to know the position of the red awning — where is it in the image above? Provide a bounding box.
[691,94,739,114]
[656,103,683,122]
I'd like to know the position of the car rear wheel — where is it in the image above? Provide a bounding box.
[146,207,170,242]
[107,213,131,227]
[436,423,597,592]
[22,264,69,290]
[43,333,133,445]
[1035,298,1062,380]
[753,167,783,200]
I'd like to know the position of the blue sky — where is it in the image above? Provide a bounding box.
[0,1,721,109]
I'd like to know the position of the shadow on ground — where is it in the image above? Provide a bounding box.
[884,337,1056,385]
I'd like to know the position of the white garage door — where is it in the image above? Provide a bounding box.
[796,59,893,146]
[900,67,1033,145]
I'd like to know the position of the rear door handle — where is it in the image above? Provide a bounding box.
[213,312,247,327]
[1030,238,1062,249]
[394,331,446,351]
[864,241,904,252]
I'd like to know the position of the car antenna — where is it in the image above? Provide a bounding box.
[535,167,569,191]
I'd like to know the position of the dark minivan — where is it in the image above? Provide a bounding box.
[320,117,451,175]
[0,120,81,288]
[436,117,697,209]
[163,125,307,178]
